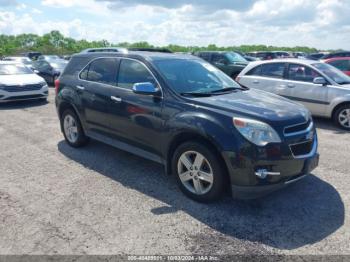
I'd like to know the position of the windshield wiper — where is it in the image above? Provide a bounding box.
[180,92,213,97]
[209,87,243,93]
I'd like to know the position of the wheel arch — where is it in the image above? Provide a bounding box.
[165,131,232,193]
[331,101,350,119]
[58,101,84,133]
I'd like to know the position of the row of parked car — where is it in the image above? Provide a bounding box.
[1,47,350,202]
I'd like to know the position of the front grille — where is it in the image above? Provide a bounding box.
[290,140,313,157]
[284,119,312,136]
[3,84,43,92]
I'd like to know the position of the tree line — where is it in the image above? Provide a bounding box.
[0,30,330,57]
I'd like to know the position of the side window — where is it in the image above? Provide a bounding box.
[86,58,118,85]
[79,64,90,80]
[261,63,285,78]
[246,65,262,76]
[211,54,227,64]
[198,53,210,62]
[117,59,156,90]
[288,63,320,83]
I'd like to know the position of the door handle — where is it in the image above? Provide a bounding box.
[287,84,295,88]
[111,96,122,103]
[253,80,259,84]
[76,85,85,91]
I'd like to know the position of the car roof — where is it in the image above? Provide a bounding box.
[248,58,320,66]
[73,51,198,62]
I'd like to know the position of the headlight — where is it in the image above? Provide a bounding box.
[233,117,281,146]
[40,82,48,87]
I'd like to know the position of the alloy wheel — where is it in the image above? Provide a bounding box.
[338,108,350,128]
[63,114,78,143]
[177,151,214,195]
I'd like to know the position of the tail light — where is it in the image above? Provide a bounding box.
[54,79,60,95]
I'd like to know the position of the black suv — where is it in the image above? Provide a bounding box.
[55,52,319,202]
[194,51,248,79]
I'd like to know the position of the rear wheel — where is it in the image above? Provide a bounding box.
[172,142,226,202]
[61,109,89,147]
[333,104,350,130]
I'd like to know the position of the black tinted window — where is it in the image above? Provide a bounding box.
[261,63,285,78]
[117,59,155,89]
[198,53,210,61]
[288,64,320,83]
[247,65,262,76]
[211,54,227,64]
[86,58,117,85]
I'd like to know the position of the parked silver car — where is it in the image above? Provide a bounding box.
[237,59,350,130]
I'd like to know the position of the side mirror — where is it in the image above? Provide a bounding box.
[313,77,327,85]
[132,82,159,95]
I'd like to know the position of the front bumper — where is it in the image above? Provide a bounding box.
[222,134,319,199]
[0,85,49,102]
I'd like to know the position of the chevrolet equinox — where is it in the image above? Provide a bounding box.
[55,52,319,202]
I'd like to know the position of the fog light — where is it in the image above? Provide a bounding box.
[255,169,281,179]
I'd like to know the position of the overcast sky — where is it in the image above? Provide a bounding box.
[0,0,349,49]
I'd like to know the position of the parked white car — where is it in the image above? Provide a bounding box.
[237,59,350,130]
[0,62,48,102]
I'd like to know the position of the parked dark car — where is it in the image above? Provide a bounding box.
[55,52,319,202]
[246,51,278,60]
[20,52,42,60]
[32,59,68,85]
[194,51,249,79]
[306,53,327,60]
[322,51,350,60]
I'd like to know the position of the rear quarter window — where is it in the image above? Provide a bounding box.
[246,65,262,76]
[62,57,91,78]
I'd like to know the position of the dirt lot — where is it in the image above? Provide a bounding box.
[0,90,349,255]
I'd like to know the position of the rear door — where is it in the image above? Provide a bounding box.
[78,57,118,135]
[282,63,328,116]
[239,62,287,95]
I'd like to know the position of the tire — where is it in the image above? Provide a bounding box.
[172,141,226,202]
[61,109,89,147]
[333,104,350,130]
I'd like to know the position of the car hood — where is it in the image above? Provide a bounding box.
[0,74,45,85]
[189,89,310,127]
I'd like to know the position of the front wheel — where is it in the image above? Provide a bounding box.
[172,142,226,202]
[333,104,350,130]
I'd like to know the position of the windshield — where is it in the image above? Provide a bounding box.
[0,64,33,75]
[153,59,242,94]
[313,63,350,85]
[226,52,247,63]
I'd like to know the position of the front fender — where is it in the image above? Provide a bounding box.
[165,111,239,153]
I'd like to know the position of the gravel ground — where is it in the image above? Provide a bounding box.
[0,90,349,256]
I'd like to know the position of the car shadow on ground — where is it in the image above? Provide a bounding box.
[0,99,48,110]
[58,140,344,251]
[313,117,348,134]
